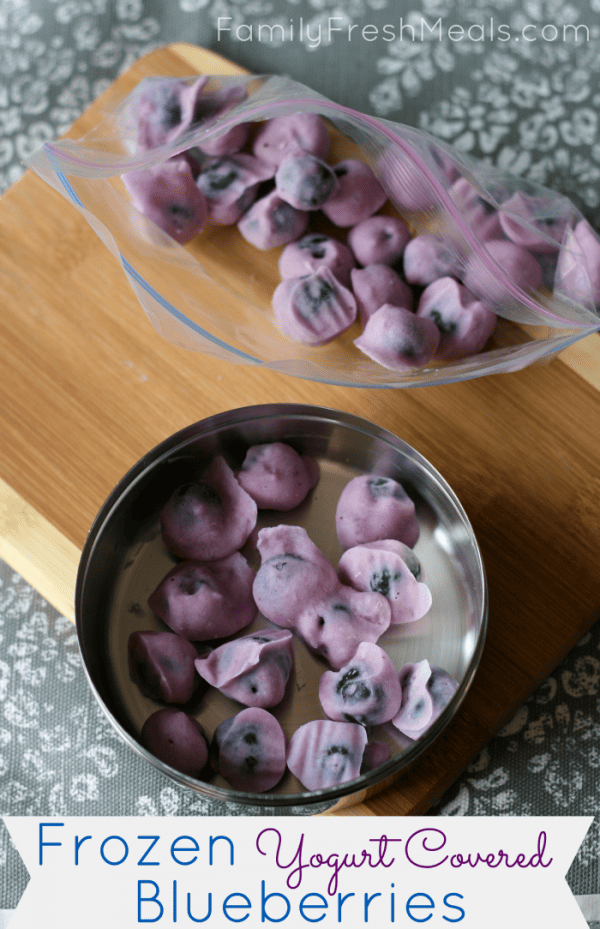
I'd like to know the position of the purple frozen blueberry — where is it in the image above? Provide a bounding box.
[286,719,367,791]
[350,264,413,325]
[416,277,498,361]
[403,234,462,286]
[392,660,459,740]
[160,455,257,562]
[319,642,402,725]
[195,629,294,708]
[128,631,200,704]
[193,83,250,157]
[296,583,391,670]
[212,707,287,792]
[377,147,439,212]
[336,474,420,551]
[196,153,274,225]
[321,159,388,228]
[354,304,440,371]
[556,219,600,309]
[338,542,431,625]
[275,151,337,211]
[361,739,392,773]
[348,215,411,267]
[253,525,339,628]
[272,267,357,345]
[130,77,209,150]
[463,240,543,308]
[130,77,249,155]
[122,159,208,244]
[237,190,308,250]
[148,553,257,641]
[359,539,423,581]
[252,113,331,168]
[448,178,503,243]
[279,234,356,287]
[141,708,208,778]
[237,442,319,511]
[498,192,567,254]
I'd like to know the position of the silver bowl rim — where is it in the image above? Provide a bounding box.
[75,402,488,810]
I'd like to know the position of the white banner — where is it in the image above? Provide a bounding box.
[3,816,592,928]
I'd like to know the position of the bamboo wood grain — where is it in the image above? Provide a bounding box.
[0,44,599,817]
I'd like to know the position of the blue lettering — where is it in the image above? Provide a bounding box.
[443,893,465,922]
[187,891,212,923]
[261,881,291,923]
[210,835,234,866]
[171,836,199,866]
[138,835,160,866]
[364,892,381,921]
[138,880,164,923]
[74,834,91,865]
[299,893,327,922]
[100,835,128,865]
[337,892,355,922]
[223,893,251,922]
[406,893,435,922]
[39,822,63,865]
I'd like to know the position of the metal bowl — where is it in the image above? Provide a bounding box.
[76,404,487,813]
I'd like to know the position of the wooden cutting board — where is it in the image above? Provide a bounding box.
[1,43,599,816]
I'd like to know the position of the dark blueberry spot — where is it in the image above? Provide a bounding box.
[271,553,303,572]
[336,668,371,704]
[411,697,427,721]
[158,656,182,673]
[326,744,349,757]
[243,755,258,772]
[168,738,174,744]
[336,667,359,692]
[299,234,328,250]
[251,635,273,643]
[270,203,294,231]
[370,567,391,597]
[204,167,239,192]
[194,481,221,506]
[317,616,325,627]
[368,477,393,498]
[476,196,496,215]
[403,552,421,580]
[169,203,194,220]
[240,448,261,470]
[332,602,349,613]
[309,246,327,259]
[179,575,203,596]
[296,165,335,208]
[334,166,348,177]
[243,732,258,745]
[162,99,182,130]
[429,308,457,337]
[297,278,335,319]
[250,685,258,694]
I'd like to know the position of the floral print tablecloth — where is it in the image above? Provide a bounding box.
[1,0,599,921]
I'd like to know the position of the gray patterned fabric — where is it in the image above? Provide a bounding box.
[1,0,599,920]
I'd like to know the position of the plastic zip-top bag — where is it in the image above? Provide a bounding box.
[27,72,600,388]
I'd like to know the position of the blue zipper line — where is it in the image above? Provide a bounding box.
[54,170,261,364]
